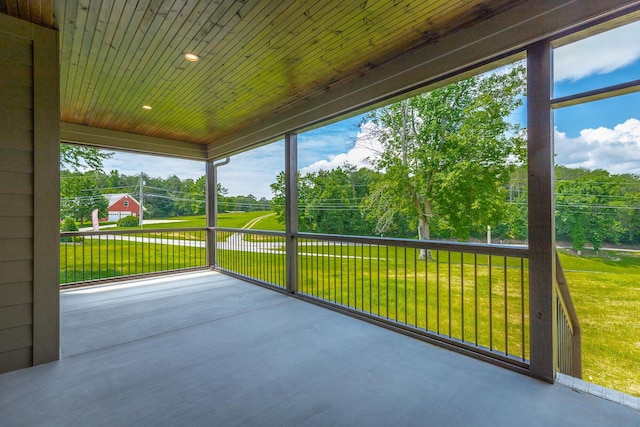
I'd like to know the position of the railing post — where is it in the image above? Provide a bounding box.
[527,40,557,382]
[206,160,216,268]
[285,132,298,294]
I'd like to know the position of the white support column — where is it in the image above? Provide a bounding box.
[527,40,556,382]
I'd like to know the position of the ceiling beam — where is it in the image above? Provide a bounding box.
[60,122,207,160]
[207,0,640,159]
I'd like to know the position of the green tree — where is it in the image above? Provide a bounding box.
[363,64,526,256]
[60,171,109,224]
[174,178,195,215]
[270,166,378,235]
[555,169,623,251]
[613,174,640,245]
[190,176,207,215]
[60,144,112,172]
[190,178,229,214]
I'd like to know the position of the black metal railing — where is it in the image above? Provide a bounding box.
[60,228,207,286]
[214,227,287,289]
[61,224,580,376]
[63,224,584,376]
[555,253,582,378]
[297,233,530,365]
[213,227,530,367]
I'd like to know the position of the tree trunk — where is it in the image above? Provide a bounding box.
[418,214,432,260]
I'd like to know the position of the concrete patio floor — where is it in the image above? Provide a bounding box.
[0,270,638,426]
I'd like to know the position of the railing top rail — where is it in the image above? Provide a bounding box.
[60,227,208,236]
[297,232,529,258]
[211,227,286,237]
[555,253,581,331]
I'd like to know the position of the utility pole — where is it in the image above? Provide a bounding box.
[139,172,144,227]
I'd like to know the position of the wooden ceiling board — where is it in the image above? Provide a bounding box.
[73,0,122,122]
[4,0,528,146]
[0,0,53,26]
[199,0,487,136]
[79,0,183,122]
[169,0,452,137]
[72,0,156,123]
[118,0,253,137]
[163,1,336,133]
[148,1,288,138]
[85,1,238,136]
[66,0,102,120]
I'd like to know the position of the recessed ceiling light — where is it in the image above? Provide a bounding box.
[142,105,153,110]
[184,52,200,62]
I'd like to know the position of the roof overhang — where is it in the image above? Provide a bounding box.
[3,0,640,160]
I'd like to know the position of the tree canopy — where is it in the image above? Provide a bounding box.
[271,166,377,235]
[60,144,113,172]
[362,64,527,255]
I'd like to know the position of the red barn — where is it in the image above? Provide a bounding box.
[104,194,143,222]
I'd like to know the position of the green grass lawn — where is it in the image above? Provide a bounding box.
[106,211,282,231]
[143,215,206,228]
[102,211,283,242]
[247,213,284,231]
[557,249,640,397]
[60,237,206,283]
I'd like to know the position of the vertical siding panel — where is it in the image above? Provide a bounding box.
[0,13,59,372]
[32,23,60,366]
[0,27,34,371]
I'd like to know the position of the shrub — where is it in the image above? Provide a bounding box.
[61,216,78,232]
[60,217,78,242]
[118,215,140,227]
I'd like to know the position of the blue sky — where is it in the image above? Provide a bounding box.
[103,20,640,197]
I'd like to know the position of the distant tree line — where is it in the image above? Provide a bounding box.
[271,164,640,251]
[60,168,271,223]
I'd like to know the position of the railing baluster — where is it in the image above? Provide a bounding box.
[376,244,380,316]
[489,254,493,351]
[386,245,389,320]
[474,253,478,346]
[394,246,398,321]
[461,252,465,342]
[425,248,429,331]
[448,251,451,338]
[521,258,525,360]
[436,250,440,335]
[404,247,407,324]
[414,248,417,327]
[81,236,85,282]
[361,243,365,311]
[504,255,508,356]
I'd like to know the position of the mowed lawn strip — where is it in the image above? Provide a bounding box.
[558,249,640,397]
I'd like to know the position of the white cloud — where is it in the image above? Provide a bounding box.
[554,21,640,82]
[555,118,640,174]
[300,121,382,174]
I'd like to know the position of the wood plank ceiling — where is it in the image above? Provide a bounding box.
[2,0,522,146]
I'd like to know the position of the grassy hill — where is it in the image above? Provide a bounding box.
[111,211,284,231]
